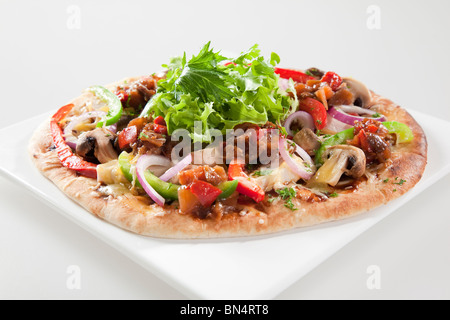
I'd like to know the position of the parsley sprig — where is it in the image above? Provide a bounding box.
[275,187,298,211]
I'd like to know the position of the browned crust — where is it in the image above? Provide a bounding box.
[28,84,427,239]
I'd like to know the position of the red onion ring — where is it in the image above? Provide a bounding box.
[279,137,314,180]
[106,123,117,134]
[278,78,290,91]
[294,143,314,168]
[328,106,386,125]
[338,105,378,116]
[323,113,352,133]
[283,111,315,136]
[159,153,192,182]
[65,141,77,150]
[136,155,171,206]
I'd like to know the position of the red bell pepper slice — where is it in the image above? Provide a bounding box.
[274,67,315,84]
[190,180,223,207]
[298,97,328,130]
[228,161,265,203]
[118,125,138,149]
[321,71,342,91]
[50,104,97,179]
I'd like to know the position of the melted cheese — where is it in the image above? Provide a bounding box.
[97,160,129,185]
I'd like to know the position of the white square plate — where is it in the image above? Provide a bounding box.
[0,109,449,299]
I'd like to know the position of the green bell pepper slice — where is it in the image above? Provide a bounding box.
[87,85,123,127]
[382,121,414,143]
[315,128,355,165]
[217,180,239,199]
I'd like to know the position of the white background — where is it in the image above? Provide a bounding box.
[1,0,449,299]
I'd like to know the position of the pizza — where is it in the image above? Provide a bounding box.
[28,43,427,238]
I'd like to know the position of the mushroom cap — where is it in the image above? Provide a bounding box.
[293,128,321,156]
[76,128,118,164]
[322,144,366,178]
[342,77,372,108]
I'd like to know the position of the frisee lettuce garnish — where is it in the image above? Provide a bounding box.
[141,42,293,142]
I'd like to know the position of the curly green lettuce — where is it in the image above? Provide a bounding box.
[141,42,293,142]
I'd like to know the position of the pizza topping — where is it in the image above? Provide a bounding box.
[341,77,372,108]
[283,111,315,136]
[76,128,118,164]
[308,144,366,188]
[86,85,123,127]
[315,128,355,165]
[63,111,107,147]
[178,165,227,186]
[328,106,386,125]
[383,121,414,143]
[117,76,158,114]
[140,42,292,143]
[97,160,129,185]
[159,153,192,182]
[136,154,173,206]
[177,180,239,218]
[139,122,167,148]
[349,119,391,163]
[278,137,315,181]
[305,67,325,79]
[328,87,354,106]
[50,104,98,178]
[228,161,265,203]
[298,97,328,130]
[190,180,223,207]
[320,72,343,91]
[275,187,298,211]
[178,187,204,217]
[118,125,138,150]
[293,128,321,156]
[274,67,315,84]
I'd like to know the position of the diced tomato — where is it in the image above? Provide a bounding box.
[118,126,138,149]
[116,89,129,104]
[154,115,166,126]
[153,123,168,135]
[356,129,371,152]
[298,97,328,130]
[228,162,265,203]
[366,124,379,134]
[274,67,315,84]
[190,180,223,207]
[321,71,342,91]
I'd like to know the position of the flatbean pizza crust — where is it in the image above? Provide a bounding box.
[28,80,427,239]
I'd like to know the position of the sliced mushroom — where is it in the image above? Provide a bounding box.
[293,128,321,156]
[342,77,372,108]
[76,128,118,164]
[307,145,366,188]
